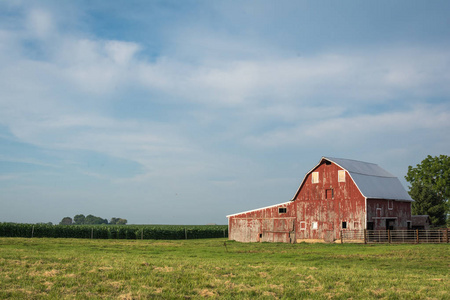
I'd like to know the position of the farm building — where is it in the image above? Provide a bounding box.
[411,215,431,230]
[227,157,414,243]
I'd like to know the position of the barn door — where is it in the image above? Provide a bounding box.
[325,199,335,242]
[386,219,395,230]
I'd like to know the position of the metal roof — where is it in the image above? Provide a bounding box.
[292,157,413,202]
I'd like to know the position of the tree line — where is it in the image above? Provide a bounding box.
[60,214,127,225]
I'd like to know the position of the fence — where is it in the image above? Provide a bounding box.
[340,229,449,244]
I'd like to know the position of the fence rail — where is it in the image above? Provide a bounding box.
[340,229,449,244]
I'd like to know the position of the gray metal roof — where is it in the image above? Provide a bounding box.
[325,157,413,201]
[292,157,413,202]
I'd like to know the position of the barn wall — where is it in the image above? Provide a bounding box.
[294,161,366,242]
[366,199,411,230]
[228,202,296,243]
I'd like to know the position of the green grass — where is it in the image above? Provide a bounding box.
[0,238,448,299]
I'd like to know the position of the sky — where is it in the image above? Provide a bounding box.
[0,0,449,225]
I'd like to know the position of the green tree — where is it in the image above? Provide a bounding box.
[110,217,127,225]
[85,214,108,225]
[116,218,127,225]
[409,184,446,226]
[405,155,449,227]
[73,214,86,225]
[59,217,73,225]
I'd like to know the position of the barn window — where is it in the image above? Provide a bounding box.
[278,207,287,214]
[312,222,318,230]
[300,222,306,230]
[342,221,347,229]
[388,200,393,210]
[338,170,345,182]
[312,172,319,184]
[325,189,334,199]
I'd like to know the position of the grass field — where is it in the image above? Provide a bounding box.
[0,238,448,299]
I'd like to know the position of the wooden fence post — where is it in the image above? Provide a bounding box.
[388,230,391,244]
[91,228,93,239]
[185,228,187,240]
[340,230,343,244]
[31,225,34,238]
[364,229,367,244]
[416,229,419,244]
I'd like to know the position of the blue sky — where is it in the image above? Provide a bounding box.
[1,0,449,225]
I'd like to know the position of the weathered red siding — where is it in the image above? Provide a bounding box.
[294,161,365,242]
[366,199,411,230]
[228,202,296,243]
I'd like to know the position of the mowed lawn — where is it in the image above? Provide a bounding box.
[0,238,448,299]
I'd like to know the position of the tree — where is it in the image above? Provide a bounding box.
[59,217,73,225]
[73,214,86,225]
[116,218,127,225]
[110,217,127,225]
[408,183,446,226]
[84,214,108,225]
[405,155,449,227]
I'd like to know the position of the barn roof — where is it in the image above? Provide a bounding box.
[226,201,291,218]
[292,157,413,202]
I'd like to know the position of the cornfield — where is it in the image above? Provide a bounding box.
[0,223,228,240]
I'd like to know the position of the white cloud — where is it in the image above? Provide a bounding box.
[245,104,450,148]
[27,8,54,39]
[131,47,450,108]
[104,41,140,65]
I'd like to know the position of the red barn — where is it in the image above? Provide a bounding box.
[227,157,413,243]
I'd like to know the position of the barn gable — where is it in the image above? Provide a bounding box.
[292,157,413,202]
